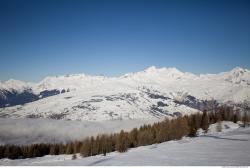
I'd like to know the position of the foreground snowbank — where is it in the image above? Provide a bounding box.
[1,122,250,166]
[197,121,241,136]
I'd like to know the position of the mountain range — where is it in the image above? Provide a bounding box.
[0,66,250,121]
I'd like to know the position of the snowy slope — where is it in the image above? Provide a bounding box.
[34,74,107,94]
[0,83,201,120]
[0,66,250,121]
[1,123,250,166]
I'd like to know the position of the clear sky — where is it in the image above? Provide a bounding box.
[0,0,250,82]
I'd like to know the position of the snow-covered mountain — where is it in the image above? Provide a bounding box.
[0,66,250,121]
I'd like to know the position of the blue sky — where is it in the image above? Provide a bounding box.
[0,0,250,82]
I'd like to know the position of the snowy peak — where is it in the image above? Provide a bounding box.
[1,66,250,93]
[224,67,250,84]
[230,66,247,72]
[0,79,31,92]
[0,66,250,119]
[35,73,107,93]
[229,67,250,76]
[144,66,158,73]
[120,66,197,84]
[143,66,183,74]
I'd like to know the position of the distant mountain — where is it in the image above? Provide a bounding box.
[0,66,250,121]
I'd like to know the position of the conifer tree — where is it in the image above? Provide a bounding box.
[188,115,198,137]
[201,111,209,133]
[243,111,248,127]
[73,141,82,154]
[99,134,111,156]
[66,143,74,154]
[233,111,240,123]
[80,138,91,157]
[115,130,129,152]
[177,117,189,138]
[128,128,138,148]
[49,145,59,155]
[0,146,4,159]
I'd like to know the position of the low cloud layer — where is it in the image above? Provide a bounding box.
[0,118,157,145]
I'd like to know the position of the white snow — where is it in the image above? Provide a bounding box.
[34,74,107,94]
[197,121,240,135]
[1,66,250,121]
[0,79,32,93]
[0,84,200,121]
[1,66,250,102]
[1,123,249,166]
[1,67,249,166]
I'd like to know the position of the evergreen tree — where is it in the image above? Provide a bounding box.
[201,111,209,133]
[99,134,111,156]
[80,138,91,157]
[73,141,82,154]
[115,130,129,152]
[177,117,189,138]
[92,135,101,155]
[188,115,198,137]
[128,128,138,148]
[0,146,5,159]
[66,143,74,154]
[242,111,248,127]
[233,111,240,123]
[49,145,59,155]
[4,145,21,159]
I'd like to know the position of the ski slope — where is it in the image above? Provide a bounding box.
[1,122,250,166]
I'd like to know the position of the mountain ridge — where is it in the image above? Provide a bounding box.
[1,66,250,86]
[0,66,249,121]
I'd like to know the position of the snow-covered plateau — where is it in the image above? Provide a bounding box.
[1,122,250,166]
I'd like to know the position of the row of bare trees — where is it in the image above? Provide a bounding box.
[0,106,249,160]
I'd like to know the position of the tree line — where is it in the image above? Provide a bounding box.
[0,105,250,160]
